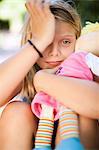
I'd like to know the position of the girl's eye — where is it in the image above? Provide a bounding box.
[61,39,71,46]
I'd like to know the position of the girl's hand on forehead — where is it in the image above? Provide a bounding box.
[25,0,55,52]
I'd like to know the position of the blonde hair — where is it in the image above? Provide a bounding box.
[81,22,99,35]
[20,0,81,102]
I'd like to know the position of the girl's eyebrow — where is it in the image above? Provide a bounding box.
[58,34,76,39]
[60,34,76,37]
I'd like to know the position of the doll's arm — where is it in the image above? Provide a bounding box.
[75,32,99,56]
[85,53,99,76]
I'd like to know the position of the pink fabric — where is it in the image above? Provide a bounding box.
[31,92,59,120]
[31,51,93,120]
[56,51,93,80]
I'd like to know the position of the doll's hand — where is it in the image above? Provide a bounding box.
[25,0,55,52]
[75,32,99,56]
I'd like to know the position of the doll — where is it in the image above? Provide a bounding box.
[32,22,99,150]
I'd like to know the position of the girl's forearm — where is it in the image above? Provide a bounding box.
[34,71,99,119]
[0,43,39,105]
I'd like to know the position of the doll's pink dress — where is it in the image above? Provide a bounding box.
[31,51,93,120]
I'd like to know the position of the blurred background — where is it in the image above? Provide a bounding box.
[0,0,99,62]
[0,0,25,62]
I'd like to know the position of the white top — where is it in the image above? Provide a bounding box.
[85,53,99,76]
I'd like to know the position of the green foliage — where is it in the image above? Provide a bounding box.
[76,0,99,26]
[0,0,25,20]
[0,0,26,30]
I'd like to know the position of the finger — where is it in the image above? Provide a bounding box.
[43,2,52,16]
[26,0,36,3]
[25,5,39,31]
[35,0,50,12]
[36,0,43,5]
[25,1,47,29]
[25,2,33,14]
[30,0,45,19]
[35,0,45,13]
[25,2,38,17]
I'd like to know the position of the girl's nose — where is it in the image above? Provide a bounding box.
[47,44,60,57]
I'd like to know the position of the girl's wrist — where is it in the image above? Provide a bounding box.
[28,40,43,57]
[31,38,48,54]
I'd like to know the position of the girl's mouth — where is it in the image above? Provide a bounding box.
[45,61,62,66]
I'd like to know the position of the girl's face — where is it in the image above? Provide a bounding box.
[37,20,76,69]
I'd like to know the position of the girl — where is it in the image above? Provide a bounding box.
[0,0,98,149]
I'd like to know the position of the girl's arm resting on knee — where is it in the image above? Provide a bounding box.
[0,43,40,106]
[34,70,99,119]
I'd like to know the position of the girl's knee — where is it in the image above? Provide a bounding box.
[0,102,38,149]
[1,102,38,131]
[2,102,31,118]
